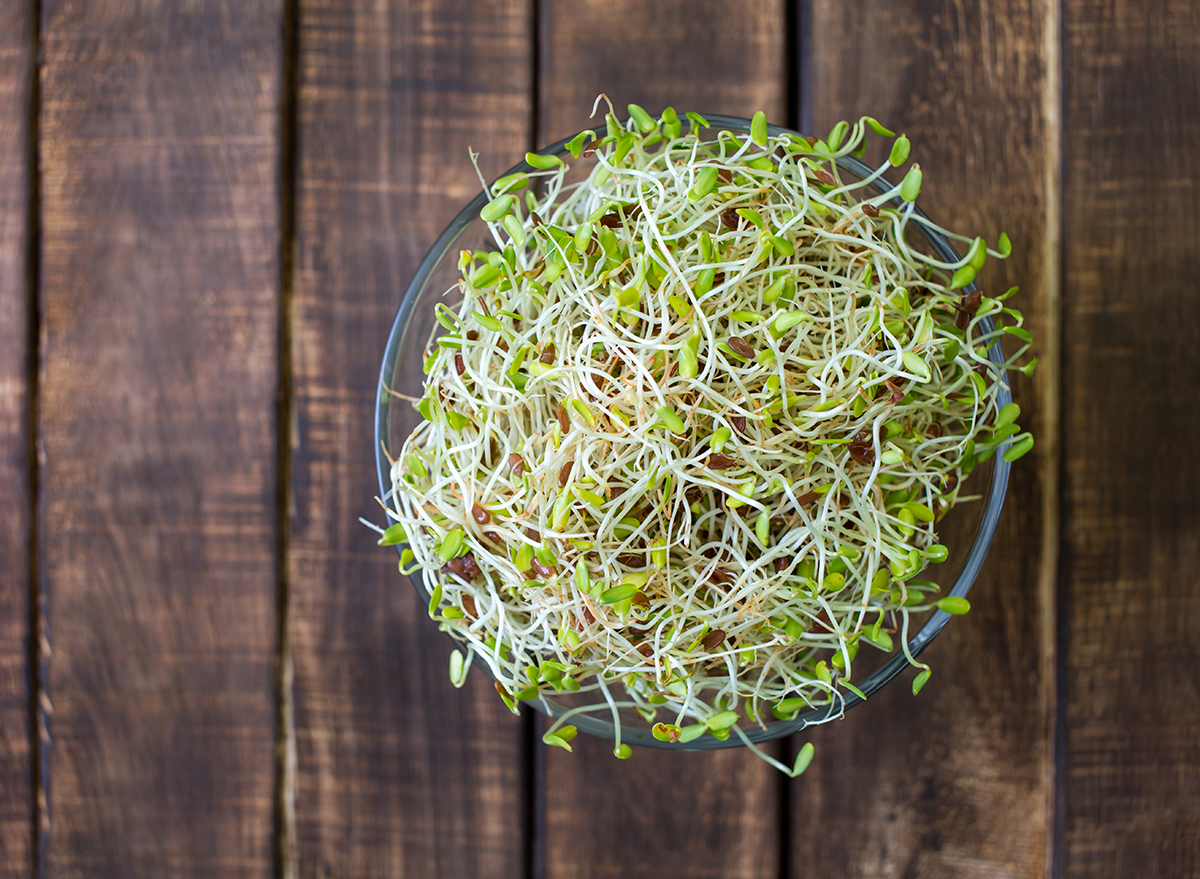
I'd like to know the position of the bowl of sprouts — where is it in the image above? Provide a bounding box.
[373,102,1036,777]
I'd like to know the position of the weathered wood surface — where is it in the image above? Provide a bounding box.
[6,0,1200,875]
[538,0,787,146]
[288,1,531,876]
[0,0,33,876]
[793,3,1058,876]
[1060,1,1200,876]
[537,4,786,878]
[38,1,283,875]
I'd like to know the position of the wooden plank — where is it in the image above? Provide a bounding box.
[288,2,531,876]
[38,1,282,875]
[538,4,785,878]
[0,0,33,875]
[793,3,1058,876]
[538,0,787,145]
[1060,2,1200,876]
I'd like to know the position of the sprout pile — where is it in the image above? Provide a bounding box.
[375,102,1036,776]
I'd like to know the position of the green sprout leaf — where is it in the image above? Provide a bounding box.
[437,528,464,562]
[737,207,764,229]
[614,134,635,165]
[434,303,460,331]
[755,509,770,545]
[706,710,740,730]
[677,344,699,379]
[826,120,847,152]
[542,733,571,751]
[901,352,930,382]
[966,236,987,271]
[543,724,578,750]
[599,582,639,604]
[525,151,563,169]
[950,265,976,289]
[378,523,407,546]
[655,405,686,434]
[628,103,656,132]
[763,276,787,303]
[449,649,468,688]
[815,661,832,685]
[791,742,815,777]
[865,117,895,137]
[995,402,1021,429]
[771,697,806,720]
[912,668,932,695]
[751,110,769,146]
[842,681,866,700]
[899,164,922,202]
[652,722,681,742]
[473,311,502,332]
[565,131,593,158]
[493,172,528,193]
[771,310,809,337]
[668,294,694,319]
[689,166,720,202]
[480,195,512,222]
[862,628,894,651]
[503,214,525,248]
[937,596,971,615]
[902,501,935,522]
[711,426,732,453]
[1003,434,1035,462]
[767,235,794,257]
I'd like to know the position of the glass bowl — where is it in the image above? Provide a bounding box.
[375,115,1011,749]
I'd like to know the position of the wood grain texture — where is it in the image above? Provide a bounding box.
[537,4,785,878]
[538,0,787,146]
[0,0,33,875]
[288,2,531,876]
[1061,1,1200,876]
[794,3,1057,876]
[38,1,282,875]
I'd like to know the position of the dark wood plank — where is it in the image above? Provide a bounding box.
[288,2,531,876]
[38,2,282,875]
[1061,2,1200,876]
[538,4,785,877]
[538,0,787,145]
[0,0,33,875]
[793,3,1058,876]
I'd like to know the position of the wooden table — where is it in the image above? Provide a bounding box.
[2,1,1198,876]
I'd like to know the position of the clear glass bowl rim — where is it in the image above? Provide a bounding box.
[375,114,1011,750]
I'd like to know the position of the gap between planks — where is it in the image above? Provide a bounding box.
[25,0,46,872]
